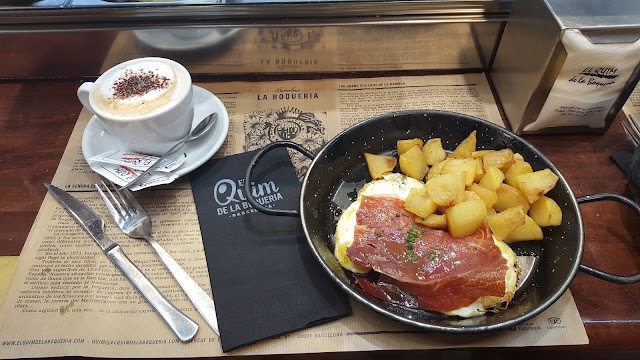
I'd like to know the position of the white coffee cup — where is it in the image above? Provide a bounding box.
[77,57,194,156]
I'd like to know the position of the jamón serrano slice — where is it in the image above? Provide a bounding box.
[346,195,510,313]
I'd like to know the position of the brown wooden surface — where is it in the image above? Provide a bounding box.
[0,77,639,359]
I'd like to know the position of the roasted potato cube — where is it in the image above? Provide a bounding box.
[426,158,448,180]
[404,188,438,218]
[441,158,477,186]
[488,206,526,242]
[504,215,544,243]
[471,150,493,159]
[513,153,525,162]
[505,160,533,188]
[529,195,563,226]
[494,183,530,212]
[364,153,397,179]
[453,130,477,158]
[478,166,505,190]
[425,172,466,207]
[484,207,497,223]
[516,169,559,204]
[474,157,485,183]
[399,145,428,180]
[416,214,447,230]
[398,138,424,155]
[445,199,487,237]
[453,190,482,205]
[422,138,447,166]
[483,149,515,170]
[469,183,498,209]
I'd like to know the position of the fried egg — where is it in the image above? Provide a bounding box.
[333,172,518,317]
[334,173,424,273]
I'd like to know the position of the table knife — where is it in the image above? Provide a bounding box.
[44,183,199,342]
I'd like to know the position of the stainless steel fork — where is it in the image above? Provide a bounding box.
[622,116,640,148]
[96,180,220,336]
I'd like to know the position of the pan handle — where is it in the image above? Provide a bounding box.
[577,193,640,284]
[244,141,314,217]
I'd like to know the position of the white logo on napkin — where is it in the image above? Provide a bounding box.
[213,178,284,217]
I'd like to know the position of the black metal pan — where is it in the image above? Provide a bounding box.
[245,110,640,333]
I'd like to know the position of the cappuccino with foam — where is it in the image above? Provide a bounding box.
[78,57,194,155]
[91,58,190,119]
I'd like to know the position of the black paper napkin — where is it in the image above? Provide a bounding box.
[190,148,351,352]
[610,150,634,177]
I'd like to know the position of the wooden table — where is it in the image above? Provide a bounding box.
[1,77,639,360]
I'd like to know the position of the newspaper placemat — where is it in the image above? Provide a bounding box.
[100,26,482,74]
[622,82,640,140]
[0,74,588,359]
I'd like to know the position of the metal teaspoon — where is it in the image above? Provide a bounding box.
[121,112,218,190]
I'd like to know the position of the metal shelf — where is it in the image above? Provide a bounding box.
[0,1,512,30]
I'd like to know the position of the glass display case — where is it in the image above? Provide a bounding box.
[2,3,640,359]
[0,0,512,78]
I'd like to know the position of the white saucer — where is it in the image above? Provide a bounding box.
[82,85,230,182]
[133,28,241,52]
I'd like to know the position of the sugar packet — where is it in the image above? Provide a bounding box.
[88,149,187,191]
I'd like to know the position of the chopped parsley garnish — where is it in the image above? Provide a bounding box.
[404,226,422,261]
[427,248,443,261]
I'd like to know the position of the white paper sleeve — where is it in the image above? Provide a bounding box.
[524,29,640,132]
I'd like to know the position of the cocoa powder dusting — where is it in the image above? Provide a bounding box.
[111,69,171,99]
